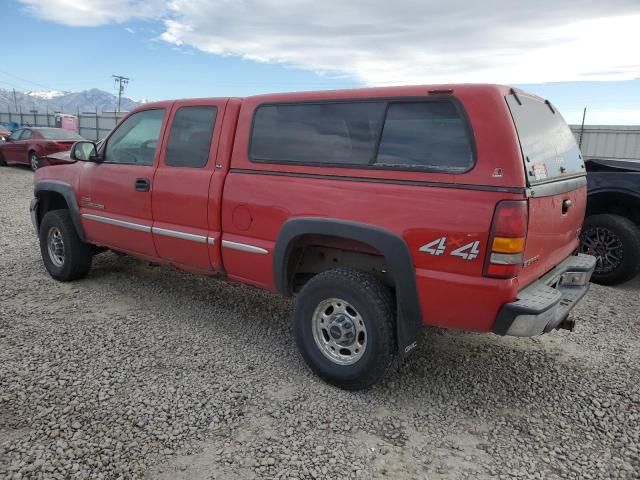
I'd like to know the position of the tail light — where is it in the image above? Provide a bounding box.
[484,200,528,279]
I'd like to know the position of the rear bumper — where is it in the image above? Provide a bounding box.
[493,253,596,337]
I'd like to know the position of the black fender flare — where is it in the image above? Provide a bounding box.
[273,217,422,357]
[34,180,86,242]
[587,187,640,201]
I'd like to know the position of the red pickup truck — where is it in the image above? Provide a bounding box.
[30,85,596,390]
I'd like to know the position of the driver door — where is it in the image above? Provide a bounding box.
[79,107,169,257]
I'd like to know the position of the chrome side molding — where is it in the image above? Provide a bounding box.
[221,240,268,255]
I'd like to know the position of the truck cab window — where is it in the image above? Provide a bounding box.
[104,109,165,165]
[165,106,217,168]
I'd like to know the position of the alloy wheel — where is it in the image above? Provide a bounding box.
[581,227,624,274]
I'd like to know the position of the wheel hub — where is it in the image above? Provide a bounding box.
[47,227,65,267]
[312,298,367,366]
[327,315,356,345]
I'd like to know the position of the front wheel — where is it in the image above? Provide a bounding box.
[39,210,93,281]
[580,214,640,285]
[293,269,396,390]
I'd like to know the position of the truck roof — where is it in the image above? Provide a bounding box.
[247,83,513,101]
[134,84,523,110]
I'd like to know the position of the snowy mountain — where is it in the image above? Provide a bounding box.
[0,88,139,113]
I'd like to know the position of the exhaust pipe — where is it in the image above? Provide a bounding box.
[555,316,575,332]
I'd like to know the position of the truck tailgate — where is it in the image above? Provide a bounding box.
[519,181,586,288]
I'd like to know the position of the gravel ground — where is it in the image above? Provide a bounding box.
[0,165,639,480]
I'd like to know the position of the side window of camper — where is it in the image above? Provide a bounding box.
[376,102,474,172]
[249,99,474,172]
[250,102,385,166]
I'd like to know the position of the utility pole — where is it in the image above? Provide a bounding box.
[112,75,130,113]
[12,88,18,113]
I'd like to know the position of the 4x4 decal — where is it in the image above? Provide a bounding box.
[450,240,480,260]
[418,237,447,256]
[419,237,481,261]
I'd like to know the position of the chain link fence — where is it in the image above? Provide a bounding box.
[0,110,127,141]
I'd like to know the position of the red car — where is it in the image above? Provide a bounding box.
[30,85,595,389]
[0,127,85,171]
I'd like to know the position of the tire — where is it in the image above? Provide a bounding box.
[580,214,640,285]
[293,268,396,390]
[0,151,6,167]
[29,151,39,171]
[39,210,93,281]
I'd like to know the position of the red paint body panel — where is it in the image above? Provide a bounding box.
[81,162,157,257]
[416,269,518,331]
[221,172,524,328]
[33,84,587,335]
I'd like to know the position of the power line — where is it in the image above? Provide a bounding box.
[0,68,98,92]
[112,75,130,113]
[0,68,61,92]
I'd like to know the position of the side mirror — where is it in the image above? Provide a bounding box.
[70,141,99,162]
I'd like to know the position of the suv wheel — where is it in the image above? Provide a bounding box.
[293,269,396,390]
[29,151,39,171]
[39,210,93,281]
[580,214,640,285]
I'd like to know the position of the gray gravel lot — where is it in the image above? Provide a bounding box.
[0,166,639,480]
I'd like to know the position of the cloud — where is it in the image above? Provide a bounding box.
[18,0,165,26]
[18,0,640,84]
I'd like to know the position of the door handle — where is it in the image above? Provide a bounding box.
[135,178,151,192]
[562,199,572,214]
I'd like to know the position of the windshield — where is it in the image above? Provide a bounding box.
[37,128,85,140]
[506,93,584,185]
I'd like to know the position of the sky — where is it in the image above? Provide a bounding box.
[1,0,639,125]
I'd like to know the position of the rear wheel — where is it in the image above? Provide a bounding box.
[580,214,640,285]
[293,269,396,390]
[39,210,93,281]
[29,151,39,171]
